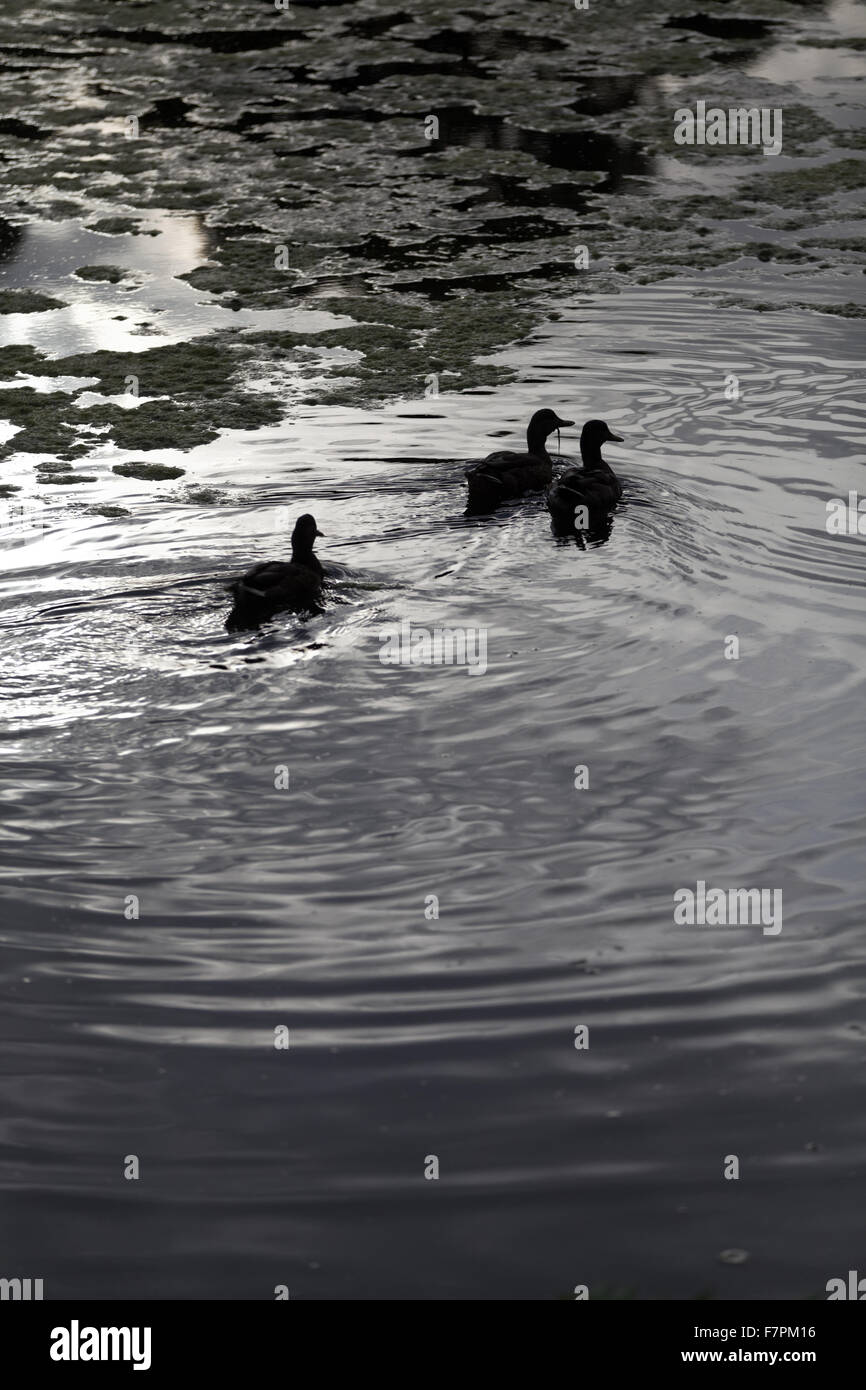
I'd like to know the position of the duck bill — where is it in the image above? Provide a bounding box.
[606,431,623,443]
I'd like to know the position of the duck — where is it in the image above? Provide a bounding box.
[546,420,623,528]
[226,513,325,630]
[465,408,574,513]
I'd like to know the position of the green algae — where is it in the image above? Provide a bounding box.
[810,37,866,50]
[85,217,160,236]
[243,294,537,406]
[0,388,89,460]
[0,0,861,478]
[240,301,530,408]
[0,289,66,313]
[112,461,186,480]
[82,403,211,452]
[39,472,98,484]
[740,242,817,264]
[74,264,130,283]
[57,339,242,398]
[86,392,281,452]
[803,302,866,319]
[802,237,866,253]
[715,297,866,318]
[178,236,322,306]
[743,159,866,207]
[0,346,55,377]
[172,485,230,504]
[0,338,288,461]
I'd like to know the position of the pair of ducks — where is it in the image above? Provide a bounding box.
[465,409,622,519]
[226,409,622,630]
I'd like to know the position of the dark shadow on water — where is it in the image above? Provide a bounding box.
[569,76,651,118]
[327,59,487,91]
[390,259,584,298]
[0,115,48,139]
[341,214,573,278]
[549,509,614,548]
[89,26,296,53]
[138,97,196,130]
[706,47,761,66]
[413,28,566,62]
[664,13,778,40]
[455,172,595,215]
[416,106,650,189]
[346,11,413,40]
[0,214,23,259]
[228,105,390,133]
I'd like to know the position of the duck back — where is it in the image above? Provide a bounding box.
[463,408,574,514]
[547,464,621,525]
[465,449,553,512]
[226,556,323,630]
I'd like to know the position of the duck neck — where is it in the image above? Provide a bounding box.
[291,544,322,573]
[526,423,552,459]
[580,440,613,474]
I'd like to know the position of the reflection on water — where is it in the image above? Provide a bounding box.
[1,284,864,1298]
[0,217,353,357]
[749,44,866,85]
[420,106,650,187]
[748,0,866,85]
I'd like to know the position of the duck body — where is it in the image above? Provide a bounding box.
[226,514,325,630]
[546,420,623,528]
[465,408,574,513]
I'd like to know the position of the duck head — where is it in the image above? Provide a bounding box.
[291,513,323,559]
[527,408,575,456]
[580,419,623,465]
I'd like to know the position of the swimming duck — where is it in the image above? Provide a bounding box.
[465,408,574,513]
[546,420,623,527]
[226,513,324,630]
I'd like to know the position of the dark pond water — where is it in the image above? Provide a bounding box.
[0,0,864,1300]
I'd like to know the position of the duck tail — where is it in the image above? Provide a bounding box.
[225,579,270,632]
[465,471,503,513]
[228,578,267,601]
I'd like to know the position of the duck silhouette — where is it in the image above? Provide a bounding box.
[465,408,574,514]
[546,420,623,531]
[226,513,324,631]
